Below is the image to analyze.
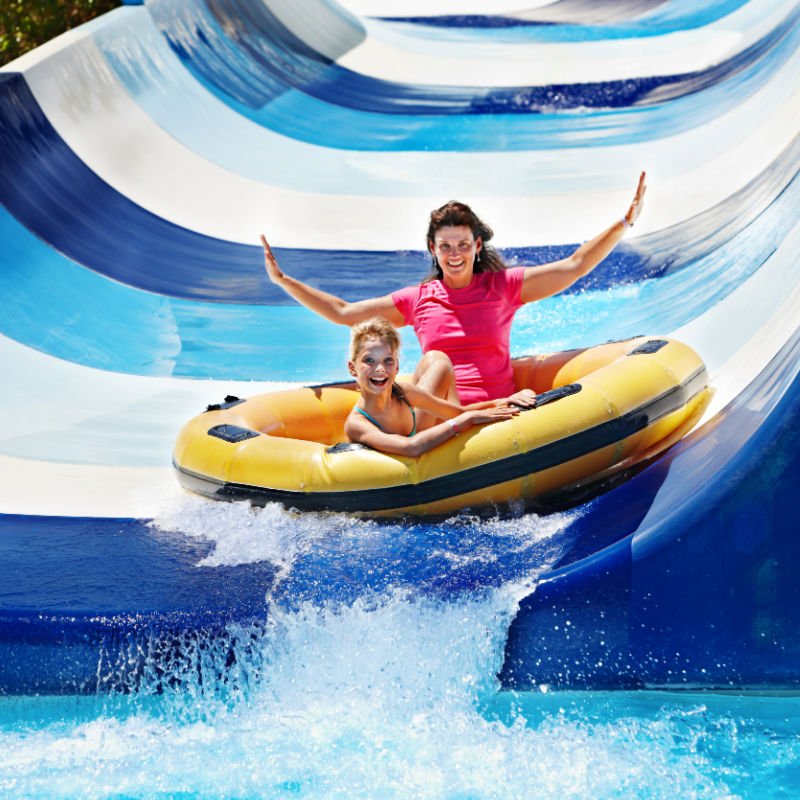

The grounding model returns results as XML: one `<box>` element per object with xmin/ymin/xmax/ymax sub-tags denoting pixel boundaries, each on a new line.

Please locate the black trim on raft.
<box><xmin>326</xmin><ymin>442</ymin><xmax>370</xmax><ymax>454</ymax></box>
<box><xmin>207</xmin><ymin>424</ymin><xmax>260</xmax><ymax>443</ymax></box>
<box><xmin>206</xmin><ymin>396</ymin><xmax>246</xmax><ymax>412</ymax></box>
<box><xmin>175</xmin><ymin>366</ymin><xmax>708</xmax><ymax>513</ymax></box>
<box><xmin>628</xmin><ymin>339</ymin><xmax>669</xmax><ymax>355</ymax></box>
<box><xmin>532</xmin><ymin>383</ymin><xmax>581</xmax><ymax>407</ymax></box>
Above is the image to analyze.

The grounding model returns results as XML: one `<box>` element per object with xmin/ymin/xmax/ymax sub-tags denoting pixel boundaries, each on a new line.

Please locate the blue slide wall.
<box><xmin>500</xmin><ymin>328</ymin><xmax>800</xmax><ymax>689</ymax></box>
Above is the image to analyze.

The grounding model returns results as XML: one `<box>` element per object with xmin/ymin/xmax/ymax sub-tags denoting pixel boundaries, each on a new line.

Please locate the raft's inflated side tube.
<box><xmin>173</xmin><ymin>337</ymin><xmax>711</xmax><ymax>516</ymax></box>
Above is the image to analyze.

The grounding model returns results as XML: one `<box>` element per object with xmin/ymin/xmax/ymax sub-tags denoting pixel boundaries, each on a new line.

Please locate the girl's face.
<box><xmin>429</xmin><ymin>224</ymin><xmax>482</xmax><ymax>288</ymax></box>
<box><xmin>349</xmin><ymin>338</ymin><xmax>399</xmax><ymax>395</ymax></box>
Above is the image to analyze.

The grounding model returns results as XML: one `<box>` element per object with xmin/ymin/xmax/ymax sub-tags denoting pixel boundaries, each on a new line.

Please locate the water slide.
<box><xmin>0</xmin><ymin>0</ymin><xmax>798</xmax><ymax>694</ymax></box>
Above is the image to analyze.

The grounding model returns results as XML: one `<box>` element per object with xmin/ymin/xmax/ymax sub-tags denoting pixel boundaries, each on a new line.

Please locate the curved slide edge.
<box><xmin>149</xmin><ymin>0</ymin><xmax>796</xmax><ymax>114</ymax></box>
<box><xmin>2</xmin><ymin>55</ymin><xmax>798</xmax><ymax>306</ymax></box>
<box><xmin>499</xmin><ymin>323</ymin><xmax>800</xmax><ymax>690</ymax></box>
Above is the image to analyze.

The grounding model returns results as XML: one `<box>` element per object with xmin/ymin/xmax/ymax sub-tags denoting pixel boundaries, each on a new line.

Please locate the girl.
<box><xmin>344</xmin><ymin>318</ymin><xmax>519</xmax><ymax>457</ymax></box>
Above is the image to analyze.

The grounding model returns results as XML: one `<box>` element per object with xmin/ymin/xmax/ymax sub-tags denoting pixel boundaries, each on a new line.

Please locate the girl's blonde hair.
<box><xmin>349</xmin><ymin>317</ymin><xmax>401</xmax><ymax>362</ymax></box>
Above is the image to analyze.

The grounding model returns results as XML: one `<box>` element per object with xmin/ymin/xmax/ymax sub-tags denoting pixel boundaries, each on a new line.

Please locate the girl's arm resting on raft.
<box><xmin>519</xmin><ymin>171</ymin><xmax>647</xmax><ymax>304</ymax></box>
<box><xmin>344</xmin><ymin>407</ymin><xmax>519</xmax><ymax>458</ymax></box>
<box><xmin>261</xmin><ymin>234</ymin><xmax>404</xmax><ymax>326</ymax></box>
<box><xmin>399</xmin><ymin>383</ymin><xmax>528</xmax><ymax>418</ymax></box>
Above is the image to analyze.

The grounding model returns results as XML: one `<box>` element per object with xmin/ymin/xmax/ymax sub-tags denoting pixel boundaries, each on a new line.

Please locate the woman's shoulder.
<box><xmin>480</xmin><ymin>266</ymin><xmax>525</xmax><ymax>297</ymax></box>
<box><xmin>393</xmin><ymin>279</ymin><xmax>446</xmax><ymax>307</ymax></box>
<box><xmin>391</xmin><ymin>280</ymin><xmax>435</xmax><ymax>307</ymax></box>
<box><xmin>480</xmin><ymin>266</ymin><xmax>524</xmax><ymax>281</ymax></box>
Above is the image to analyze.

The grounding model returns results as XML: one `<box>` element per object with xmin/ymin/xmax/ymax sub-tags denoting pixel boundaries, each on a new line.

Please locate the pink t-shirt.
<box><xmin>391</xmin><ymin>268</ymin><xmax>525</xmax><ymax>403</ymax></box>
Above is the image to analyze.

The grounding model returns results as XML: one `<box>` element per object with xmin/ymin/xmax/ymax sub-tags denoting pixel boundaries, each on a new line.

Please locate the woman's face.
<box><xmin>429</xmin><ymin>225</ymin><xmax>482</xmax><ymax>288</ymax></box>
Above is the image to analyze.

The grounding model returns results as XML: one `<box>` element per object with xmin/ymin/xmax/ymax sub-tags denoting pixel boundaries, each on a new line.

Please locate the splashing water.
<box><xmin>2</xmin><ymin>592</ymin><xmax>800</xmax><ymax>798</ymax></box>
<box><xmin>2</xmin><ymin>500</ymin><xmax>800</xmax><ymax>798</ymax></box>
<box><xmin>150</xmin><ymin>495</ymin><xmax>578</xmax><ymax>605</ymax></box>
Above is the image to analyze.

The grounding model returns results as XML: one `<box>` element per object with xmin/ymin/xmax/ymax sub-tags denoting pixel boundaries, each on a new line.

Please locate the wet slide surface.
<box><xmin>0</xmin><ymin>0</ymin><xmax>799</xmax><ymax>698</ymax></box>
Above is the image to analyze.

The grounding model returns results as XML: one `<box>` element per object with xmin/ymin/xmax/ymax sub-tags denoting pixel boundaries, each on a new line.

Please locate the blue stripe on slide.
<box><xmin>0</xmin><ymin>513</ymin><xmax>277</xmax><ymax>693</ymax></box>
<box><xmin>3</xmin><ymin>167</ymin><xmax>796</xmax><ymax>382</ymax></box>
<box><xmin>151</xmin><ymin>10</ymin><xmax>800</xmax><ymax>151</ymax></box>
<box><xmin>0</xmin><ymin>513</ymin><xmax>276</xmax><ymax>615</ymax></box>
<box><xmin>3</xmin><ymin>62</ymin><xmax>797</xmax><ymax>308</ymax></box>
<box><xmin>380</xmin><ymin>0</ymin><xmax>750</xmax><ymax>37</ymax></box>
<box><xmin>0</xmin><ymin>72</ymin><xmax>426</xmax><ymax>304</ymax></box>
<box><xmin>0</xmin><ymin>207</ymin><xmax>358</xmax><ymax>380</ymax></box>
<box><xmin>97</xmin><ymin>4</ymin><xmax>800</xmax><ymax>159</ymax></box>
<box><xmin>0</xmin><ymin>71</ymin><xmax>653</xmax><ymax>304</ymax></box>
<box><xmin>152</xmin><ymin>0</ymin><xmax>798</xmax><ymax>114</ymax></box>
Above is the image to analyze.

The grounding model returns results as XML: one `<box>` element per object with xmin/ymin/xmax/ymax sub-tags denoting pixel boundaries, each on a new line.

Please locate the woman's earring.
<box><xmin>475</xmin><ymin>250</ymin><xmax>481</xmax><ymax>263</ymax></box>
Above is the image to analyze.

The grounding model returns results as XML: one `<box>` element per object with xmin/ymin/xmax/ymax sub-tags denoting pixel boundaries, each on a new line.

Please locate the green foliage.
<box><xmin>0</xmin><ymin>0</ymin><xmax>120</xmax><ymax>66</ymax></box>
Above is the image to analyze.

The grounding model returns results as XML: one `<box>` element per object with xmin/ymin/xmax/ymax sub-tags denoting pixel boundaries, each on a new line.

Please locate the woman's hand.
<box><xmin>624</xmin><ymin>171</ymin><xmax>647</xmax><ymax>227</ymax></box>
<box><xmin>261</xmin><ymin>234</ymin><xmax>284</xmax><ymax>284</ymax></box>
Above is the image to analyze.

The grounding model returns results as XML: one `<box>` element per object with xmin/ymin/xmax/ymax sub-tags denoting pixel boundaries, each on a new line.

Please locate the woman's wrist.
<box><xmin>620</xmin><ymin>216</ymin><xmax>633</xmax><ymax>229</ymax></box>
<box><xmin>447</xmin><ymin>418</ymin><xmax>460</xmax><ymax>435</ymax></box>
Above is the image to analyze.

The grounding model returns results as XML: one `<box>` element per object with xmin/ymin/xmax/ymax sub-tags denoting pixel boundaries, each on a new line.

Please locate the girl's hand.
<box><xmin>505</xmin><ymin>389</ymin><xmax>537</xmax><ymax>409</ymax></box>
<box><xmin>625</xmin><ymin>171</ymin><xmax>647</xmax><ymax>227</ymax></box>
<box><xmin>261</xmin><ymin>234</ymin><xmax>284</xmax><ymax>283</ymax></box>
<box><xmin>462</xmin><ymin>405</ymin><xmax>520</xmax><ymax>427</ymax></box>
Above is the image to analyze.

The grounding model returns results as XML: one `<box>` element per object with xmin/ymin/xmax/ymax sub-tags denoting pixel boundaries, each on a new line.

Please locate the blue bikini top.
<box><xmin>354</xmin><ymin>385</ymin><xmax>417</xmax><ymax>437</ymax></box>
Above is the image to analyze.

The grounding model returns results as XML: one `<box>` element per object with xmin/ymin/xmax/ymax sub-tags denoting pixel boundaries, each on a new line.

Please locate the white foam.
<box><xmin>152</xmin><ymin>494</ymin><xmax>347</xmax><ymax>574</ymax></box>
<box><xmin>150</xmin><ymin>492</ymin><xmax>579</xmax><ymax>582</ymax></box>
<box><xmin>0</xmin><ymin>590</ymin><xmax>761</xmax><ymax>798</ymax></box>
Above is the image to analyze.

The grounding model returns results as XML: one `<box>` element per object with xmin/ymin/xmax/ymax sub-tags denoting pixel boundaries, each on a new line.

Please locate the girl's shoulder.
<box><xmin>391</xmin><ymin>382</ymin><xmax>415</xmax><ymax>409</ymax></box>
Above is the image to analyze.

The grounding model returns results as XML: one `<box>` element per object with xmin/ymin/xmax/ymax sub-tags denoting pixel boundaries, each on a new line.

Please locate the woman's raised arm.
<box><xmin>519</xmin><ymin>171</ymin><xmax>647</xmax><ymax>304</ymax></box>
<box><xmin>261</xmin><ymin>234</ymin><xmax>404</xmax><ymax>326</ymax></box>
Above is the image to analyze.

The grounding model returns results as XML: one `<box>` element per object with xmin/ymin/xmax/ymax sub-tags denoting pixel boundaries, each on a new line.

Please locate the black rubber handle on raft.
<box><xmin>627</xmin><ymin>339</ymin><xmax>668</xmax><ymax>355</ymax></box>
<box><xmin>508</xmin><ymin>383</ymin><xmax>580</xmax><ymax>410</ymax></box>
<box><xmin>207</xmin><ymin>424</ymin><xmax>260</xmax><ymax>443</ymax></box>
<box><xmin>529</xmin><ymin>383</ymin><xmax>582</xmax><ymax>408</ymax></box>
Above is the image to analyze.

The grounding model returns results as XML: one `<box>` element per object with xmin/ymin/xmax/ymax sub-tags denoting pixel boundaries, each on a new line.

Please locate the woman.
<box><xmin>262</xmin><ymin>172</ymin><xmax>646</xmax><ymax>427</ymax></box>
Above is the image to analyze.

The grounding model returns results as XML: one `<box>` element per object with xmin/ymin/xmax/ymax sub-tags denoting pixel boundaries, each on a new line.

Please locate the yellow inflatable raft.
<box><xmin>173</xmin><ymin>337</ymin><xmax>710</xmax><ymax>517</ymax></box>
